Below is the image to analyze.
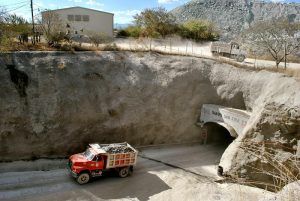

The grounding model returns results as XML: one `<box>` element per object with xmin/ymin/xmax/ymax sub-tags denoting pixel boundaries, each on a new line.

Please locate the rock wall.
<box><xmin>0</xmin><ymin>51</ymin><xmax>233</xmax><ymax>161</ymax></box>
<box><xmin>171</xmin><ymin>0</ymin><xmax>300</xmax><ymax>40</ymax></box>
<box><xmin>0</xmin><ymin>51</ymin><xmax>299</xmax><ymax>188</ymax></box>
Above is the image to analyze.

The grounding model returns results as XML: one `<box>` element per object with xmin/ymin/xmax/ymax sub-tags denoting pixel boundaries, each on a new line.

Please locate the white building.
<box><xmin>42</xmin><ymin>7</ymin><xmax>114</xmax><ymax>37</ymax></box>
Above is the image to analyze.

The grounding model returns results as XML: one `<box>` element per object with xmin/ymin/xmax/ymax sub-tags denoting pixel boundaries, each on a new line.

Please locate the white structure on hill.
<box><xmin>42</xmin><ymin>7</ymin><xmax>114</xmax><ymax>37</ymax></box>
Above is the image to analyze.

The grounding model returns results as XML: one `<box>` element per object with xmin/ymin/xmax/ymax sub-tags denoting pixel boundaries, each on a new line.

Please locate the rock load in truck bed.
<box><xmin>100</xmin><ymin>144</ymin><xmax>135</xmax><ymax>153</ymax></box>
<box><xmin>89</xmin><ymin>143</ymin><xmax>138</xmax><ymax>169</ymax></box>
<box><xmin>89</xmin><ymin>142</ymin><xmax>136</xmax><ymax>154</ymax></box>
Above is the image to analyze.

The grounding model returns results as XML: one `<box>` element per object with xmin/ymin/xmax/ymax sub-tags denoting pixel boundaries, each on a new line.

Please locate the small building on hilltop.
<box><xmin>41</xmin><ymin>7</ymin><xmax>114</xmax><ymax>37</ymax></box>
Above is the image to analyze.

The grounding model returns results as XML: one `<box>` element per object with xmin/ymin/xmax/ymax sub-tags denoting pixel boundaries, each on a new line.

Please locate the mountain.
<box><xmin>171</xmin><ymin>0</ymin><xmax>300</xmax><ymax>40</ymax></box>
<box><xmin>114</xmin><ymin>23</ymin><xmax>132</xmax><ymax>30</ymax></box>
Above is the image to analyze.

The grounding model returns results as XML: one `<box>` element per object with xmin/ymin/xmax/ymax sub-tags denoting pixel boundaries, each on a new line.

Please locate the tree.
<box><xmin>117</xmin><ymin>26</ymin><xmax>142</xmax><ymax>38</ymax></box>
<box><xmin>0</xmin><ymin>12</ymin><xmax>31</xmax><ymax>46</ymax></box>
<box><xmin>88</xmin><ymin>32</ymin><xmax>112</xmax><ymax>47</ymax></box>
<box><xmin>134</xmin><ymin>7</ymin><xmax>177</xmax><ymax>38</ymax></box>
<box><xmin>0</xmin><ymin>8</ymin><xmax>6</xmax><ymax>22</ymax></box>
<box><xmin>179</xmin><ymin>20</ymin><xmax>219</xmax><ymax>41</ymax></box>
<box><xmin>243</xmin><ymin>18</ymin><xmax>300</xmax><ymax>69</ymax></box>
<box><xmin>0</xmin><ymin>9</ymin><xmax>6</xmax><ymax>43</ymax></box>
<box><xmin>4</xmin><ymin>14</ymin><xmax>30</xmax><ymax>34</ymax></box>
<box><xmin>38</xmin><ymin>10</ymin><xmax>65</xmax><ymax>45</ymax></box>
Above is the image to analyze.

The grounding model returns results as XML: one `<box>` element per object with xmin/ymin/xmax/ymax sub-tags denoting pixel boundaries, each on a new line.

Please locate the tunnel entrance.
<box><xmin>202</xmin><ymin>122</ymin><xmax>235</xmax><ymax>147</ymax></box>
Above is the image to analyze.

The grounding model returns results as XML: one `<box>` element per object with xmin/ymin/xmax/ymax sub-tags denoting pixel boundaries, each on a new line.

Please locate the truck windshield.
<box><xmin>83</xmin><ymin>149</ymin><xmax>95</xmax><ymax>161</ymax></box>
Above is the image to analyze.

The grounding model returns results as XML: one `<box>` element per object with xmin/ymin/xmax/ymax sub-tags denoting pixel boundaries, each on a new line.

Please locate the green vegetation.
<box><xmin>134</xmin><ymin>7</ymin><xmax>177</xmax><ymax>38</ymax></box>
<box><xmin>0</xmin><ymin>11</ymin><xmax>31</xmax><ymax>50</ymax></box>
<box><xmin>117</xmin><ymin>26</ymin><xmax>142</xmax><ymax>38</ymax></box>
<box><xmin>117</xmin><ymin>7</ymin><xmax>219</xmax><ymax>41</ymax></box>
<box><xmin>38</xmin><ymin>10</ymin><xmax>66</xmax><ymax>46</ymax></box>
<box><xmin>242</xmin><ymin>18</ymin><xmax>300</xmax><ymax>68</ymax></box>
<box><xmin>178</xmin><ymin>20</ymin><xmax>219</xmax><ymax>41</ymax></box>
<box><xmin>88</xmin><ymin>32</ymin><xmax>113</xmax><ymax>47</ymax></box>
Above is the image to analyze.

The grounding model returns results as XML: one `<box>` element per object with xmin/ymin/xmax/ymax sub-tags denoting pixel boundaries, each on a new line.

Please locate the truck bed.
<box><xmin>89</xmin><ymin>142</ymin><xmax>138</xmax><ymax>169</ymax></box>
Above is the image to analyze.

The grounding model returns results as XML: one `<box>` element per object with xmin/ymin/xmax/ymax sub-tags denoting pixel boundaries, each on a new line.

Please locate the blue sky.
<box><xmin>0</xmin><ymin>0</ymin><xmax>189</xmax><ymax>24</ymax></box>
<box><xmin>0</xmin><ymin>0</ymin><xmax>300</xmax><ymax>24</ymax></box>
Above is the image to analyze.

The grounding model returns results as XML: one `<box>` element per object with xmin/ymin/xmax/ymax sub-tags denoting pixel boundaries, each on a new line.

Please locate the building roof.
<box><xmin>41</xmin><ymin>6</ymin><xmax>114</xmax><ymax>16</ymax></box>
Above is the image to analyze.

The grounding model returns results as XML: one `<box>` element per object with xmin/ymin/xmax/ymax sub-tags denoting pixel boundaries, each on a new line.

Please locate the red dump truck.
<box><xmin>68</xmin><ymin>142</ymin><xmax>138</xmax><ymax>184</ymax></box>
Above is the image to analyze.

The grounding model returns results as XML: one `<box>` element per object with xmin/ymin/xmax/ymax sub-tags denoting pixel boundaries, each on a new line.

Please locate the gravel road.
<box><xmin>0</xmin><ymin>143</ymin><xmax>273</xmax><ymax>201</ymax></box>
<box><xmin>112</xmin><ymin>38</ymin><xmax>300</xmax><ymax>70</ymax></box>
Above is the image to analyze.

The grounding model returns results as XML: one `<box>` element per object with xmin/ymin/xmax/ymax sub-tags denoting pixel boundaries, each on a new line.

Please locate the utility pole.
<box><xmin>30</xmin><ymin>0</ymin><xmax>35</xmax><ymax>44</ymax></box>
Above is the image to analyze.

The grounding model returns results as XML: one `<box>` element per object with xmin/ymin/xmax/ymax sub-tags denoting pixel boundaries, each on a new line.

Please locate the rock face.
<box><xmin>171</xmin><ymin>0</ymin><xmax>300</xmax><ymax>40</ymax></box>
<box><xmin>0</xmin><ymin>51</ymin><xmax>230</xmax><ymax>161</ymax></box>
<box><xmin>0</xmin><ymin>51</ymin><xmax>299</xmax><ymax>186</ymax></box>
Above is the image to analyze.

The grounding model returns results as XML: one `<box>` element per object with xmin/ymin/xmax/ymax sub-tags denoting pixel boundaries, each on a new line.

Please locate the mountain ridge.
<box><xmin>171</xmin><ymin>0</ymin><xmax>300</xmax><ymax>40</ymax></box>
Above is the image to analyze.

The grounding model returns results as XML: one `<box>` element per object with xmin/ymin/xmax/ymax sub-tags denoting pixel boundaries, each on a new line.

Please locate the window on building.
<box><xmin>67</xmin><ymin>15</ymin><xmax>74</xmax><ymax>21</ymax></box>
<box><xmin>75</xmin><ymin>15</ymin><xmax>81</xmax><ymax>21</ymax></box>
<box><xmin>82</xmin><ymin>15</ymin><xmax>90</xmax><ymax>22</ymax></box>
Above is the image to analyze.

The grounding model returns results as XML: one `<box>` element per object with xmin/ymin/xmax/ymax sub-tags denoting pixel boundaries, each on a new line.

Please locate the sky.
<box><xmin>0</xmin><ymin>0</ymin><xmax>300</xmax><ymax>24</ymax></box>
<box><xmin>0</xmin><ymin>0</ymin><xmax>189</xmax><ymax>24</ymax></box>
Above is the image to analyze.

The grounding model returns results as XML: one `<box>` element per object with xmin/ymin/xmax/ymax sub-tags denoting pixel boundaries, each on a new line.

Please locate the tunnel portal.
<box><xmin>202</xmin><ymin>122</ymin><xmax>235</xmax><ymax>146</ymax></box>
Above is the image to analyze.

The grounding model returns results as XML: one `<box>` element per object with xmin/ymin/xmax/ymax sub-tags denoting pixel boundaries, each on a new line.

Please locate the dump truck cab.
<box><xmin>68</xmin><ymin>142</ymin><xmax>137</xmax><ymax>184</ymax></box>
<box><xmin>211</xmin><ymin>41</ymin><xmax>246</xmax><ymax>62</ymax></box>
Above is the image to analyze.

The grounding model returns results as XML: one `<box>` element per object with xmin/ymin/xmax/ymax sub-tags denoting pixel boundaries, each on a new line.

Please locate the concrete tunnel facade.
<box><xmin>198</xmin><ymin>104</ymin><xmax>251</xmax><ymax>175</ymax></box>
<box><xmin>198</xmin><ymin>104</ymin><xmax>251</xmax><ymax>139</ymax></box>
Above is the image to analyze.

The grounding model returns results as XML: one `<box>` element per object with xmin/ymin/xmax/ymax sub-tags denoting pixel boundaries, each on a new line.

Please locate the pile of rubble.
<box><xmin>100</xmin><ymin>144</ymin><xmax>134</xmax><ymax>154</ymax></box>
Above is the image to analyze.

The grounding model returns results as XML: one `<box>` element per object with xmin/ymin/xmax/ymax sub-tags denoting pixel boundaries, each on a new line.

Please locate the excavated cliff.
<box><xmin>0</xmin><ymin>51</ymin><xmax>299</xmax><ymax>186</ymax></box>
<box><xmin>171</xmin><ymin>0</ymin><xmax>300</xmax><ymax>40</ymax></box>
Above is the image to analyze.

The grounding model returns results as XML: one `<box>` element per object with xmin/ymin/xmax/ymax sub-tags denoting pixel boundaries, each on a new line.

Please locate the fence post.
<box><xmin>192</xmin><ymin>43</ymin><xmax>194</xmax><ymax>55</ymax></box>
<box><xmin>169</xmin><ymin>38</ymin><xmax>172</xmax><ymax>54</ymax></box>
<box><xmin>186</xmin><ymin>43</ymin><xmax>188</xmax><ymax>56</ymax></box>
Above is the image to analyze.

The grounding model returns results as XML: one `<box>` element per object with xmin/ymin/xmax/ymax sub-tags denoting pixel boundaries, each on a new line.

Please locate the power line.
<box><xmin>1</xmin><ymin>3</ymin><xmax>28</xmax><ymax>11</ymax></box>
<box><xmin>33</xmin><ymin>2</ymin><xmax>48</xmax><ymax>11</ymax></box>
<box><xmin>0</xmin><ymin>0</ymin><xmax>28</xmax><ymax>8</ymax></box>
<box><xmin>5</xmin><ymin>4</ymin><xmax>28</xmax><ymax>12</ymax></box>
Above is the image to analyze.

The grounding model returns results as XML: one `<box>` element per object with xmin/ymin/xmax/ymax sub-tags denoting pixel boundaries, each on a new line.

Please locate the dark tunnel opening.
<box><xmin>203</xmin><ymin>122</ymin><xmax>235</xmax><ymax>147</ymax></box>
<box><xmin>202</xmin><ymin>122</ymin><xmax>236</xmax><ymax>176</ymax></box>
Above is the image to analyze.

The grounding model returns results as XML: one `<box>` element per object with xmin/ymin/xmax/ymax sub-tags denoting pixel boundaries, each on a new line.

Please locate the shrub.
<box><xmin>117</xmin><ymin>26</ymin><xmax>142</xmax><ymax>38</ymax></box>
<box><xmin>0</xmin><ymin>13</ymin><xmax>31</xmax><ymax>49</ymax></box>
<box><xmin>88</xmin><ymin>32</ymin><xmax>112</xmax><ymax>47</ymax></box>
<box><xmin>134</xmin><ymin>7</ymin><xmax>177</xmax><ymax>38</ymax></box>
<box><xmin>178</xmin><ymin>20</ymin><xmax>219</xmax><ymax>41</ymax></box>
<box><xmin>101</xmin><ymin>43</ymin><xmax>120</xmax><ymax>51</ymax></box>
<box><xmin>116</xmin><ymin>29</ymin><xmax>129</xmax><ymax>37</ymax></box>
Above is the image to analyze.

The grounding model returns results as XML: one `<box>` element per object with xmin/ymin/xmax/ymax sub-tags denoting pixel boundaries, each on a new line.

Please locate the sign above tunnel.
<box><xmin>199</xmin><ymin>104</ymin><xmax>251</xmax><ymax>137</ymax></box>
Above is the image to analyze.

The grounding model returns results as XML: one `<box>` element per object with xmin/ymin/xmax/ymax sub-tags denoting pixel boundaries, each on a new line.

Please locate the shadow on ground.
<box><xmin>15</xmin><ymin>158</ymin><xmax>171</xmax><ymax>201</ymax></box>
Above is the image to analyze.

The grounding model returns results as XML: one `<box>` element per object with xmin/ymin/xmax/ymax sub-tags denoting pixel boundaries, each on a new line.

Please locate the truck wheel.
<box><xmin>119</xmin><ymin>167</ymin><xmax>130</xmax><ymax>178</ymax></box>
<box><xmin>77</xmin><ymin>173</ymin><xmax>90</xmax><ymax>184</ymax></box>
<box><xmin>236</xmin><ymin>55</ymin><xmax>245</xmax><ymax>62</ymax></box>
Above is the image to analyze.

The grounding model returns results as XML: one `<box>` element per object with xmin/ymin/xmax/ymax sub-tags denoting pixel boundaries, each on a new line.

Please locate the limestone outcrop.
<box><xmin>171</xmin><ymin>0</ymin><xmax>300</xmax><ymax>40</ymax></box>
<box><xmin>0</xmin><ymin>51</ymin><xmax>299</xmax><ymax>187</ymax></box>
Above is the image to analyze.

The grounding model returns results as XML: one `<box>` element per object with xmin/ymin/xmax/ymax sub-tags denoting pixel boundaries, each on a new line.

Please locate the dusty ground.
<box><xmin>1</xmin><ymin>51</ymin><xmax>300</xmax><ymax>190</ymax></box>
<box><xmin>0</xmin><ymin>143</ymin><xmax>273</xmax><ymax>201</ymax></box>
<box><xmin>112</xmin><ymin>38</ymin><xmax>300</xmax><ymax>70</ymax></box>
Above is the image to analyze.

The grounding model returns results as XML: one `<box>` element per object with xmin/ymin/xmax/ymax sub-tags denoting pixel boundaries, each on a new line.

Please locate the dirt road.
<box><xmin>112</xmin><ymin>38</ymin><xmax>300</xmax><ymax>70</ymax></box>
<box><xmin>0</xmin><ymin>143</ymin><xmax>273</xmax><ymax>201</ymax></box>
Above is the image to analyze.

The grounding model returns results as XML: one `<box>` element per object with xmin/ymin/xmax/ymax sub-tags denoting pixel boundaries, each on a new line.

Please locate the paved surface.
<box><xmin>0</xmin><ymin>144</ymin><xmax>272</xmax><ymax>201</ymax></box>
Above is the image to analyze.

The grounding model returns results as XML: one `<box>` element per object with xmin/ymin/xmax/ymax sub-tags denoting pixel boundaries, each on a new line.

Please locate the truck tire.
<box><xmin>77</xmin><ymin>173</ymin><xmax>90</xmax><ymax>184</ymax></box>
<box><xmin>118</xmin><ymin>167</ymin><xmax>130</xmax><ymax>178</ymax></box>
<box><xmin>236</xmin><ymin>55</ymin><xmax>245</xmax><ymax>62</ymax></box>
